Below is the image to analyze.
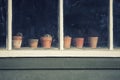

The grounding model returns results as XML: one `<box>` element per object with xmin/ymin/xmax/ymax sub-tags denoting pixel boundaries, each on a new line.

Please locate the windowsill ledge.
<box><xmin>0</xmin><ymin>48</ymin><xmax>120</xmax><ymax>57</ymax></box>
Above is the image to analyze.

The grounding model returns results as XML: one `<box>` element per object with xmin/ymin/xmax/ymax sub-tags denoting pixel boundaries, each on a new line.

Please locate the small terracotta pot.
<box><xmin>12</xmin><ymin>36</ymin><xmax>22</xmax><ymax>48</ymax></box>
<box><xmin>40</xmin><ymin>37</ymin><xmax>52</xmax><ymax>48</ymax></box>
<box><xmin>88</xmin><ymin>37</ymin><xmax>98</xmax><ymax>48</ymax></box>
<box><xmin>74</xmin><ymin>38</ymin><xmax>84</xmax><ymax>48</ymax></box>
<box><xmin>29</xmin><ymin>39</ymin><xmax>38</xmax><ymax>48</ymax></box>
<box><xmin>64</xmin><ymin>36</ymin><xmax>72</xmax><ymax>48</ymax></box>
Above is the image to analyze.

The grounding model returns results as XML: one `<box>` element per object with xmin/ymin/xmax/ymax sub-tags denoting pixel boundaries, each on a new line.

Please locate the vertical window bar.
<box><xmin>109</xmin><ymin>0</ymin><xmax>113</xmax><ymax>50</ymax></box>
<box><xmin>7</xmin><ymin>0</ymin><xmax>12</xmax><ymax>50</ymax></box>
<box><xmin>59</xmin><ymin>0</ymin><xmax>64</xmax><ymax>50</ymax></box>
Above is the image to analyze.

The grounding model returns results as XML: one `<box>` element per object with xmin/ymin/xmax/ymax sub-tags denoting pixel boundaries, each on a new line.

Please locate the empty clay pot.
<box><xmin>64</xmin><ymin>36</ymin><xmax>72</xmax><ymax>48</ymax></box>
<box><xmin>74</xmin><ymin>38</ymin><xmax>84</xmax><ymax>48</ymax></box>
<box><xmin>88</xmin><ymin>37</ymin><xmax>98</xmax><ymax>48</ymax></box>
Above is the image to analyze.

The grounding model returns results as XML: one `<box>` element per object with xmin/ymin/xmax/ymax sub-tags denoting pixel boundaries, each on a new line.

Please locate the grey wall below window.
<box><xmin>0</xmin><ymin>57</ymin><xmax>120</xmax><ymax>80</ymax></box>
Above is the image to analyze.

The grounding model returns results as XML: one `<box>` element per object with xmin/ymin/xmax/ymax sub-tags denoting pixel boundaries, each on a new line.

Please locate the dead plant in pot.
<box><xmin>28</xmin><ymin>36</ymin><xmax>39</xmax><ymax>48</ymax></box>
<box><xmin>12</xmin><ymin>32</ymin><xmax>23</xmax><ymax>49</ymax></box>
<box><xmin>40</xmin><ymin>34</ymin><xmax>52</xmax><ymax>48</ymax></box>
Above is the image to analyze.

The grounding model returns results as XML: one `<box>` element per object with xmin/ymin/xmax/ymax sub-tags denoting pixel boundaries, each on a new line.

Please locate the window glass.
<box><xmin>12</xmin><ymin>0</ymin><xmax>58</xmax><ymax>49</ymax></box>
<box><xmin>0</xmin><ymin>0</ymin><xmax>7</xmax><ymax>48</ymax></box>
<box><xmin>64</xmin><ymin>0</ymin><xmax>109</xmax><ymax>49</ymax></box>
<box><xmin>113</xmin><ymin>0</ymin><xmax>120</xmax><ymax>47</ymax></box>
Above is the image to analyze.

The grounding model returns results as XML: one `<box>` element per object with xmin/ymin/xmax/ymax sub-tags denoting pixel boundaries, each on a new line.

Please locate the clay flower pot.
<box><xmin>29</xmin><ymin>39</ymin><xmax>38</xmax><ymax>48</ymax></box>
<box><xmin>13</xmin><ymin>36</ymin><xmax>22</xmax><ymax>49</ymax></box>
<box><xmin>40</xmin><ymin>34</ymin><xmax>52</xmax><ymax>48</ymax></box>
<box><xmin>64</xmin><ymin>36</ymin><xmax>72</xmax><ymax>48</ymax></box>
<box><xmin>74</xmin><ymin>38</ymin><xmax>84</xmax><ymax>48</ymax></box>
<box><xmin>12</xmin><ymin>32</ymin><xmax>23</xmax><ymax>49</ymax></box>
<box><xmin>88</xmin><ymin>37</ymin><xmax>98</xmax><ymax>48</ymax></box>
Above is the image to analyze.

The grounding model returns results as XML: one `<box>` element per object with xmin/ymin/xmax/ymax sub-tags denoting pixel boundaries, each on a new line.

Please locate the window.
<box><xmin>12</xmin><ymin>0</ymin><xmax>59</xmax><ymax>49</ymax></box>
<box><xmin>0</xmin><ymin>0</ymin><xmax>7</xmax><ymax>48</ymax></box>
<box><xmin>113</xmin><ymin>0</ymin><xmax>120</xmax><ymax>48</ymax></box>
<box><xmin>64</xmin><ymin>0</ymin><xmax>109</xmax><ymax>48</ymax></box>
<box><xmin>0</xmin><ymin>0</ymin><xmax>120</xmax><ymax>57</ymax></box>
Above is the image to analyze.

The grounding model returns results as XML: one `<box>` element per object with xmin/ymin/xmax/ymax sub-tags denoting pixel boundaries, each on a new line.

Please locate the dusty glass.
<box><xmin>0</xmin><ymin>0</ymin><xmax>7</xmax><ymax>48</ymax></box>
<box><xmin>12</xmin><ymin>0</ymin><xmax>59</xmax><ymax>49</ymax></box>
<box><xmin>64</xmin><ymin>0</ymin><xmax>109</xmax><ymax>48</ymax></box>
<box><xmin>113</xmin><ymin>0</ymin><xmax>120</xmax><ymax>48</ymax></box>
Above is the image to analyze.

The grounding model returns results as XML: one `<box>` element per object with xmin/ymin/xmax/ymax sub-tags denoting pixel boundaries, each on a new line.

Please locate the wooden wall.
<box><xmin>0</xmin><ymin>57</ymin><xmax>120</xmax><ymax>80</ymax></box>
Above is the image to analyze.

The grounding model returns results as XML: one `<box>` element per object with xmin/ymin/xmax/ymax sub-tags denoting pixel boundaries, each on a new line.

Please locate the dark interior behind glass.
<box><xmin>113</xmin><ymin>0</ymin><xmax>120</xmax><ymax>47</ymax></box>
<box><xmin>64</xmin><ymin>0</ymin><xmax>109</xmax><ymax>48</ymax></box>
<box><xmin>0</xmin><ymin>0</ymin><xmax>7</xmax><ymax>48</ymax></box>
<box><xmin>12</xmin><ymin>0</ymin><xmax>58</xmax><ymax>48</ymax></box>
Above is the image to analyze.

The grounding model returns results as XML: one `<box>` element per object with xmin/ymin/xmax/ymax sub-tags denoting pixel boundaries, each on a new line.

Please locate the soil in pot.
<box><xmin>74</xmin><ymin>38</ymin><xmax>84</xmax><ymax>48</ymax></box>
<box><xmin>40</xmin><ymin>37</ymin><xmax>52</xmax><ymax>48</ymax></box>
<box><xmin>29</xmin><ymin>39</ymin><xmax>38</xmax><ymax>48</ymax></box>
<box><xmin>64</xmin><ymin>36</ymin><xmax>72</xmax><ymax>48</ymax></box>
<box><xmin>88</xmin><ymin>37</ymin><xmax>98</xmax><ymax>48</ymax></box>
<box><xmin>12</xmin><ymin>36</ymin><xmax>22</xmax><ymax>48</ymax></box>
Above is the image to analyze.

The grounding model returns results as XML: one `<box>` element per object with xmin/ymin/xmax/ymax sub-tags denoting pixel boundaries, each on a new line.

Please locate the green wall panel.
<box><xmin>0</xmin><ymin>58</ymin><xmax>120</xmax><ymax>80</ymax></box>
<box><xmin>0</xmin><ymin>70</ymin><xmax>120</xmax><ymax>80</ymax></box>
<box><xmin>0</xmin><ymin>58</ymin><xmax>120</xmax><ymax>69</ymax></box>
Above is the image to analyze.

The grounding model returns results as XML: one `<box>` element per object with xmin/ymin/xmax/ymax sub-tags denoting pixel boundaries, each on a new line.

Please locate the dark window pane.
<box><xmin>64</xmin><ymin>0</ymin><xmax>109</xmax><ymax>48</ymax></box>
<box><xmin>0</xmin><ymin>0</ymin><xmax>7</xmax><ymax>48</ymax></box>
<box><xmin>113</xmin><ymin>0</ymin><xmax>120</xmax><ymax>47</ymax></box>
<box><xmin>12</xmin><ymin>0</ymin><xmax>58</xmax><ymax>48</ymax></box>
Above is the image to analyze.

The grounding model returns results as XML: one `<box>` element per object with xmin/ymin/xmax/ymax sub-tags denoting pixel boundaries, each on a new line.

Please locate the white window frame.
<box><xmin>0</xmin><ymin>0</ymin><xmax>120</xmax><ymax>57</ymax></box>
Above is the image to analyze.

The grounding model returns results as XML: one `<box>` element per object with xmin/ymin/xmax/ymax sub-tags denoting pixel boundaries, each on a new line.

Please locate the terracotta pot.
<box><xmin>88</xmin><ymin>37</ymin><xmax>98</xmax><ymax>48</ymax></box>
<box><xmin>29</xmin><ymin>39</ymin><xmax>38</xmax><ymax>48</ymax></box>
<box><xmin>40</xmin><ymin>37</ymin><xmax>52</xmax><ymax>48</ymax></box>
<box><xmin>74</xmin><ymin>38</ymin><xmax>84</xmax><ymax>48</ymax></box>
<box><xmin>64</xmin><ymin>36</ymin><xmax>72</xmax><ymax>48</ymax></box>
<box><xmin>12</xmin><ymin>36</ymin><xmax>22</xmax><ymax>48</ymax></box>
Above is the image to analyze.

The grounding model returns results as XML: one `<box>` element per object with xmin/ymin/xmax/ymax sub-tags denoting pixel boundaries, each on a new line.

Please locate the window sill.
<box><xmin>0</xmin><ymin>48</ymin><xmax>120</xmax><ymax>57</ymax></box>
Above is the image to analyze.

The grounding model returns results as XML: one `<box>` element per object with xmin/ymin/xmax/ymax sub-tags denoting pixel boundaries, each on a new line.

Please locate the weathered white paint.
<box><xmin>2</xmin><ymin>0</ymin><xmax>119</xmax><ymax>57</ymax></box>
<box><xmin>7</xmin><ymin>0</ymin><xmax>12</xmax><ymax>50</ymax></box>
<box><xmin>0</xmin><ymin>49</ymin><xmax>120</xmax><ymax>57</ymax></box>
<box><xmin>59</xmin><ymin>0</ymin><xmax>64</xmax><ymax>50</ymax></box>
<box><xmin>109</xmin><ymin>0</ymin><xmax>113</xmax><ymax>50</ymax></box>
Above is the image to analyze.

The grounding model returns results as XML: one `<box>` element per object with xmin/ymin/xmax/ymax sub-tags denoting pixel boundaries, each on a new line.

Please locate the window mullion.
<box><xmin>109</xmin><ymin>0</ymin><xmax>113</xmax><ymax>50</ymax></box>
<box><xmin>7</xmin><ymin>0</ymin><xmax>12</xmax><ymax>50</ymax></box>
<box><xmin>59</xmin><ymin>0</ymin><xmax>64</xmax><ymax>50</ymax></box>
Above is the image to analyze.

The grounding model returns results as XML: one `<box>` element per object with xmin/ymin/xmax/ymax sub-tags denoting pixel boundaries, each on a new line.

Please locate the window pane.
<box><xmin>64</xmin><ymin>0</ymin><xmax>109</xmax><ymax>48</ymax></box>
<box><xmin>0</xmin><ymin>0</ymin><xmax>7</xmax><ymax>48</ymax></box>
<box><xmin>12</xmin><ymin>0</ymin><xmax>58</xmax><ymax>49</ymax></box>
<box><xmin>113</xmin><ymin>0</ymin><xmax>120</xmax><ymax>47</ymax></box>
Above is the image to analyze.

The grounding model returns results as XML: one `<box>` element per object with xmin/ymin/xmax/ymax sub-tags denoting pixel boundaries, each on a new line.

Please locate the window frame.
<box><xmin>0</xmin><ymin>0</ymin><xmax>120</xmax><ymax>57</ymax></box>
